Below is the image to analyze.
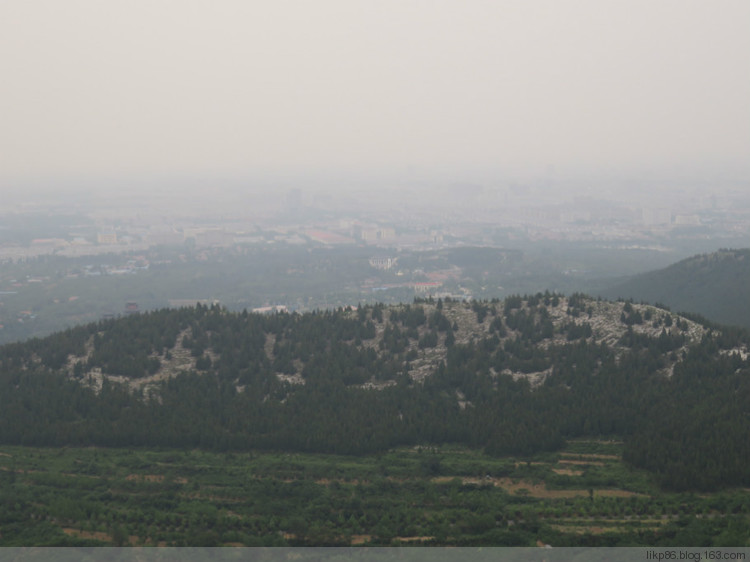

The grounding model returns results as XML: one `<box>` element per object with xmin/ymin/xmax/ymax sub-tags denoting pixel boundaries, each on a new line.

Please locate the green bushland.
<box><xmin>1</xmin><ymin>444</ymin><xmax>748</xmax><ymax>547</ymax></box>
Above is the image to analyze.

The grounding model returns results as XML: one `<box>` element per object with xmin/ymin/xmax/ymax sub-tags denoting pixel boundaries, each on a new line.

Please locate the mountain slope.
<box><xmin>600</xmin><ymin>248</ymin><xmax>750</xmax><ymax>328</ymax></box>
<box><xmin>1</xmin><ymin>296</ymin><xmax>749</xmax><ymax>491</ymax></box>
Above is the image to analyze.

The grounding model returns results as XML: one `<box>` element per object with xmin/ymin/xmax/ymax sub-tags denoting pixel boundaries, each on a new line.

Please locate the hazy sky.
<box><xmin>2</xmin><ymin>0</ymin><xmax>749</xmax><ymax>192</ymax></box>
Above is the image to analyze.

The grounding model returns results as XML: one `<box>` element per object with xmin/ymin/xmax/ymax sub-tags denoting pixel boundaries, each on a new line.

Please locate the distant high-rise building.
<box><xmin>97</xmin><ymin>232</ymin><xmax>117</xmax><ymax>244</ymax></box>
<box><xmin>641</xmin><ymin>208</ymin><xmax>671</xmax><ymax>226</ymax></box>
<box><xmin>286</xmin><ymin>188</ymin><xmax>302</xmax><ymax>212</ymax></box>
<box><xmin>369</xmin><ymin>257</ymin><xmax>396</xmax><ymax>270</ymax></box>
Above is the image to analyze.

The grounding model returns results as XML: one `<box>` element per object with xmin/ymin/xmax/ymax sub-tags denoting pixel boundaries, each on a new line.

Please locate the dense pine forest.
<box><xmin>1</xmin><ymin>294</ymin><xmax>749</xmax><ymax>493</ymax></box>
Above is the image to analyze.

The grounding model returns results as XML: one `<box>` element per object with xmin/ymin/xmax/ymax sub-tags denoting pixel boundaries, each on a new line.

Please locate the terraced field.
<box><xmin>1</xmin><ymin>441</ymin><xmax>748</xmax><ymax>546</ymax></box>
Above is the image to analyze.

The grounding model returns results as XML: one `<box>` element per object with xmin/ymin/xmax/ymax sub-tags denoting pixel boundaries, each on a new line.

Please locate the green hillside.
<box><xmin>601</xmin><ymin>248</ymin><xmax>750</xmax><ymax>329</ymax></box>
<box><xmin>2</xmin><ymin>295</ymin><xmax>749</xmax><ymax>495</ymax></box>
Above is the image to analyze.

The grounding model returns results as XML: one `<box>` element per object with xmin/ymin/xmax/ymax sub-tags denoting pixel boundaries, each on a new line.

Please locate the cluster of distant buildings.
<box><xmin>4</xmin><ymin>186</ymin><xmax>750</xmax><ymax>264</ymax></box>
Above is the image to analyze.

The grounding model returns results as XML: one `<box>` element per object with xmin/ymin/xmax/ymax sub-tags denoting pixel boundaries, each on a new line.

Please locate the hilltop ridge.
<box><xmin>601</xmin><ymin>248</ymin><xmax>750</xmax><ymax>329</ymax></box>
<box><xmin>1</xmin><ymin>294</ymin><xmax>749</xmax><ymax>492</ymax></box>
<box><xmin>57</xmin><ymin>295</ymin><xmax>713</xmax><ymax>397</ymax></box>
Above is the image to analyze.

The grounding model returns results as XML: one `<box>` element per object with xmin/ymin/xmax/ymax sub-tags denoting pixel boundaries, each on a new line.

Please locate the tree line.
<box><xmin>1</xmin><ymin>297</ymin><xmax>749</xmax><ymax>491</ymax></box>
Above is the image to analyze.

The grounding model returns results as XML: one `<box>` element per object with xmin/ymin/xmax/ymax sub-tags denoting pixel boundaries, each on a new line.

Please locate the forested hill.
<box><xmin>601</xmin><ymin>248</ymin><xmax>750</xmax><ymax>329</ymax></box>
<box><xmin>1</xmin><ymin>295</ymin><xmax>749</xmax><ymax>491</ymax></box>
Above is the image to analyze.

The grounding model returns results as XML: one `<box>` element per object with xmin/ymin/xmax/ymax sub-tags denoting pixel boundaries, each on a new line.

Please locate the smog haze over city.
<box><xmin>1</xmin><ymin>0</ymin><xmax>750</xmax><ymax>343</ymax></box>
<box><xmin>2</xmin><ymin>1</ymin><xmax>748</xmax><ymax>196</ymax></box>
